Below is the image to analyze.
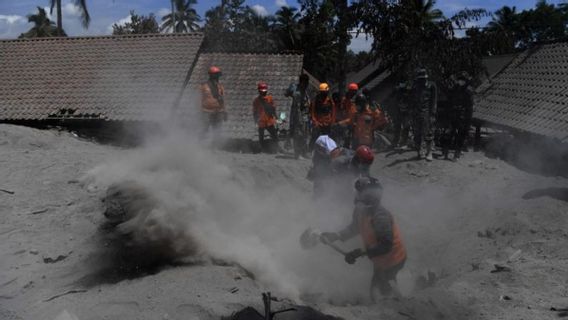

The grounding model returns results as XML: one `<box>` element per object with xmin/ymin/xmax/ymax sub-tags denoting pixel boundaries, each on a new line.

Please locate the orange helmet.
<box><xmin>319</xmin><ymin>83</ymin><xmax>330</xmax><ymax>92</ymax></box>
<box><xmin>208</xmin><ymin>66</ymin><xmax>221</xmax><ymax>75</ymax></box>
<box><xmin>258</xmin><ymin>82</ymin><xmax>268</xmax><ymax>92</ymax></box>
<box><xmin>347</xmin><ymin>83</ymin><xmax>359</xmax><ymax>91</ymax></box>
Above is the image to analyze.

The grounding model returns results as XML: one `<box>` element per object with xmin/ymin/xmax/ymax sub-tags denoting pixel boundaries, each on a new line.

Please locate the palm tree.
<box><xmin>487</xmin><ymin>6</ymin><xmax>519</xmax><ymax>52</ymax></box>
<box><xmin>19</xmin><ymin>7</ymin><xmax>61</xmax><ymax>38</ymax></box>
<box><xmin>273</xmin><ymin>6</ymin><xmax>302</xmax><ymax>50</ymax></box>
<box><xmin>49</xmin><ymin>0</ymin><xmax>90</xmax><ymax>36</ymax></box>
<box><xmin>488</xmin><ymin>6</ymin><xmax>518</xmax><ymax>32</ymax></box>
<box><xmin>161</xmin><ymin>0</ymin><xmax>201</xmax><ymax>33</ymax></box>
<box><xmin>404</xmin><ymin>0</ymin><xmax>444</xmax><ymax>29</ymax></box>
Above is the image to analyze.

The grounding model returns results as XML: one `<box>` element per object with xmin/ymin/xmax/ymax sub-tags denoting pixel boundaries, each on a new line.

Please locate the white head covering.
<box><xmin>315</xmin><ymin>135</ymin><xmax>337</xmax><ymax>156</ymax></box>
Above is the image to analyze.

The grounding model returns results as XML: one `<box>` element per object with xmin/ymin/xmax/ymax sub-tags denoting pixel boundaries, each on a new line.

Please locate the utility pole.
<box><xmin>171</xmin><ymin>0</ymin><xmax>176</xmax><ymax>33</ymax></box>
<box><xmin>56</xmin><ymin>0</ymin><xmax>63</xmax><ymax>36</ymax></box>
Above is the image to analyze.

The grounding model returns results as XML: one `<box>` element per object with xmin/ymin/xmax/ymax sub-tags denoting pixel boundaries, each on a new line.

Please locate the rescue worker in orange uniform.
<box><xmin>322</xmin><ymin>176</ymin><xmax>407</xmax><ymax>301</ymax></box>
<box><xmin>309</xmin><ymin>83</ymin><xmax>336</xmax><ymax>151</ymax></box>
<box><xmin>252</xmin><ymin>82</ymin><xmax>278</xmax><ymax>152</ymax></box>
<box><xmin>338</xmin><ymin>94</ymin><xmax>388</xmax><ymax>149</ymax></box>
<box><xmin>200</xmin><ymin>66</ymin><xmax>227</xmax><ymax>140</ymax></box>
<box><xmin>334</xmin><ymin>83</ymin><xmax>359</xmax><ymax>147</ymax></box>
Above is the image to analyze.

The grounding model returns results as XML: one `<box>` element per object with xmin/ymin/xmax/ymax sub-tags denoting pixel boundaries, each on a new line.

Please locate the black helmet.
<box><xmin>354</xmin><ymin>176</ymin><xmax>383</xmax><ymax>206</ymax></box>
<box><xmin>355</xmin><ymin>94</ymin><xmax>368</xmax><ymax>107</ymax></box>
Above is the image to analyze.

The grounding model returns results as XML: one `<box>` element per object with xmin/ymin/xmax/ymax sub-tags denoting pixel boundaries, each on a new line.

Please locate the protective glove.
<box><xmin>320</xmin><ymin>232</ymin><xmax>340</xmax><ymax>244</ymax></box>
<box><xmin>344</xmin><ymin>248</ymin><xmax>364</xmax><ymax>265</ymax></box>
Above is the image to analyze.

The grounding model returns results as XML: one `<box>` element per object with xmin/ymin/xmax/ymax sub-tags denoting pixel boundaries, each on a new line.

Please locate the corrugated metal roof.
<box><xmin>178</xmin><ymin>52</ymin><xmax>304</xmax><ymax>139</ymax></box>
<box><xmin>0</xmin><ymin>33</ymin><xmax>203</xmax><ymax>121</ymax></box>
<box><xmin>474</xmin><ymin>42</ymin><xmax>568</xmax><ymax>142</ymax></box>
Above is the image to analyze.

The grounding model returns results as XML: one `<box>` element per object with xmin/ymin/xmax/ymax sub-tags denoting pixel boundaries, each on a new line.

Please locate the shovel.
<box><xmin>300</xmin><ymin>227</ymin><xmax>348</xmax><ymax>256</ymax></box>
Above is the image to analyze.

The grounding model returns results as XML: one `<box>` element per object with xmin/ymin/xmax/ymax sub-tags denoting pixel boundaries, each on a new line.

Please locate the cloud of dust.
<box><xmin>83</xmin><ymin>127</ymin><xmax>372</xmax><ymax>302</ymax></box>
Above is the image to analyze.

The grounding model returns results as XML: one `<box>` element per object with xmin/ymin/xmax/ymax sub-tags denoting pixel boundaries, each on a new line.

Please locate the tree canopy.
<box><xmin>470</xmin><ymin>1</ymin><xmax>568</xmax><ymax>55</ymax></box>
<box><xmin>112</xmin><ymin>11</ymin><xmax>160</xmax><ymax>35</ymax></box>
<box><xmin>49</xmin><ymin>0</ymin><xmax>90</xmax><ymax>36</ymax></box>
<box><xmin>354</xmin><ymin>0</ymin><xmax>490</xmax><ymax>89</ymax></box>
<box><xmin>161</xmin><ymin>0</ymin><xmax>201</xmax><ymax>33</ymax></box>
<box><xmin>19</xmin><ymin>6</ymin><xmax>63</xmax><ymax>38</ymax></box>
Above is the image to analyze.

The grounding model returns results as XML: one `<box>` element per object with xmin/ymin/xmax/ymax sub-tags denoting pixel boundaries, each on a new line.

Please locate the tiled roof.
<box><xmin>346</xmin><ymin>60</ymin><xmax>381</xmax><ymax>86</ymax></box>
<box><xmin>363</xmin><ymin>69</ymin><xmax>391</xmax><ymax>91</ymax></box>
<box><xmin>474</xmin><ymin>42</ymin><xmax>568</xmax><ymax>141</ymax></box>
<box><xmin>337</xmin><ymin>60</ymin><xmax>389</xmax><ymax>92</ymax></box>
<box><xmin>0</xmin><ymin>33</ymin><xmax>203</xmax><ymax>121</ymax></box>
<box><xmin>482</xmin><ymin>54</ymin><xmax>517</xmax><ymax>79</ymax></box>
<box><xmin>178</xmin><ymin>52</ymin><xmax>304</xmax><ymax>139</ymax></box>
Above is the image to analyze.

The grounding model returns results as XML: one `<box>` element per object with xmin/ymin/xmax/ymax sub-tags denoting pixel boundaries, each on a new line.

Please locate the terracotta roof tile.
<box><xmin>474</xmin><ymin>42</ymin><xmax>568</xmax><ymax>142</ymax></box>
<box><xmin>0</xmin><ymin>33</ymin><xmax>203</xmax><ymax>121</ymax></box>
<box><xmin>177</xmin><ymin>52</ymin><xmax>304</xmax><ymax>139</ymax></box>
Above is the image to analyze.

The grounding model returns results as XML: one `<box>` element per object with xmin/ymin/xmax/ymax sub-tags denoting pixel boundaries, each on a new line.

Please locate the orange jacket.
<box><xmin>200</xmin><ymin>81</ymin><xmax>225</xmax><ymax>113</ymax></box>
<box><xmin>310</xmin><ymin>95</ymin><xmax>336</xmax><ymax>127</ymax></box>
<box><xmin>337</xmin><ymin>96</ymin><xmax>356</xmax><ymax>122</ymax></box>
<box><xmin>252</xmin><ymin>95</ymin><xmax>277</xmax><ymax>128</ymax></box>
<box><xmin>359</xmin><ymin>212</ymin><xmax>406</xmax><ymax>271</ymax></box>
<box><xmin>341</xmin><ymin>105</ymin><xmax>388</xmax><ymax>147</ymax></box>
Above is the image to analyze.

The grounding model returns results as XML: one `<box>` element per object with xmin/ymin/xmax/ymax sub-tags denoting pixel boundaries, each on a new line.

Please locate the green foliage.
<box><xmin>354</xmin><ymin>0</ymin><xmax>490</xmax><ymax>89</ymax></box>
<box><xmin>161</xmin><ymin>0</ymin><xmax>201</xmax><ymax>33</ymax></box>
<box><xmin>112</xmin><ymin>11</ymin><xmax>160</xmax><ymax>35</ymax></box>
<box><xmin>19</xmin><ymin>6</ymin><xmax>62</xmax><ymax>38</ymax></box>
<box><xmin>297</xmin><ymin>0</ymin><xmax>343</xmax><ymax>82</ymax></box>
<box><xmin>202</xmin><ymin>0</ymin><xmax>353</xmax><ymax>84</ymax></box>
<box><xmin>345</xmin><ymin>50</ymin><xmax>373</xmax><ymax>73</ymax></box>
<box><xmin>473</xmin><ymin>1</ymin><xmax>568</xmax><ymax>55</ymax></box>
<box><xmin>273</xmin><ymin>6</ymin><xmax>303</xmax><ymax>50</ymax></box>
<box><xmin>203</xmin><ymin>0</ymin><xmax>277</xmax><ymax>52</ymax></box>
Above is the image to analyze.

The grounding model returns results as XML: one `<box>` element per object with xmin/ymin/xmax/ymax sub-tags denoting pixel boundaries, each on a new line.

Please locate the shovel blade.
<box><xmin>300</xmin><ymin>227</ymin><xmax>321</xmax><ymax>249</ymax></box>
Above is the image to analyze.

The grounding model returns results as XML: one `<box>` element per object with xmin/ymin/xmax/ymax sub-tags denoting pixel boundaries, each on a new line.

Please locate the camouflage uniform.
<box><xmin>410</xmin><ymin>73</ymin><xmax>437</xmax><ymax>160</ymax></box>
<box><xmin>442</xmin><ymin>80</ymin><xmax>474</xmax><ymax>160</ymax></box>
<box><xmin>392</xmin><ymin>83</ymin><xmax>411</xmax><ymax>148</ymax></box>
<box><xmin>287</xmin><ymin>83</ymin><xmax>312</xmax><ymax>158</ymax></box>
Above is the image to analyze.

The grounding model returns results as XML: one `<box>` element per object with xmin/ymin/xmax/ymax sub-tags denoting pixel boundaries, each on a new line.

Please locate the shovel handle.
<box><xmin>320</xmin><ymin>237</ymin><xmax>348</xmax><ymax>256</ymax></box>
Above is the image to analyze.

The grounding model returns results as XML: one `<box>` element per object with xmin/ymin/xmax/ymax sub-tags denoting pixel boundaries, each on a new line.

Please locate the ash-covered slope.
<box><xmin>0</xmin><ymin>124</ymin><xmax>567</xmax><ymax>320</ymax></box>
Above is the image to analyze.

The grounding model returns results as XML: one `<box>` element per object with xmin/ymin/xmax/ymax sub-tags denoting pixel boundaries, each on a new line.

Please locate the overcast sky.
<box><xmin>1</xmin><ymin>0</ymin><xmax>566</xmax><ymax>52</ymax></box>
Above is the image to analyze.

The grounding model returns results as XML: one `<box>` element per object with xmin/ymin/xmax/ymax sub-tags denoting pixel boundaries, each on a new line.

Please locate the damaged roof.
<box><xmin>0</xmin><ymin>33</ymin><xmax>203</xmax><ymax>121</ymax></box>
<box><xmin>179</xmin><ymin>52</ymin><xmax>304</xmax><ymax>139</ymax></box>
<box><xmin>474</xmin><ymin>42</ymin><xmax>568</xmax><ymax>142</ymax></box>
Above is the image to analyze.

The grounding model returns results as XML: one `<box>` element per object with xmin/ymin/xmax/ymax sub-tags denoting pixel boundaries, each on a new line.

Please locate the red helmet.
<box><xmin>347</xmin><ymin>82</ymin><xmax>359</xmax><ymax>91</ymax></box>
<box><xmin>208</xmin><ymin>66</ymin><xmax>221</xmax><ymax>75</ymax></box>
<box><xmin>258</xmin><ymin>82</ymin><xmax>268</xmax><ymax>92</ymax></box>
<box><xmin>355</xmin><ymin>145</ymin><xmax>374</xmax><ymax>165</ymax></box>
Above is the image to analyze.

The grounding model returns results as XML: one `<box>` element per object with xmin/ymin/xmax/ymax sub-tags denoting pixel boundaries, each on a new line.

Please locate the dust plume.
<box><xmin>82</xmin><ymin>128</ymin><xmax>371</xmax><ymax>301</ymax></box>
